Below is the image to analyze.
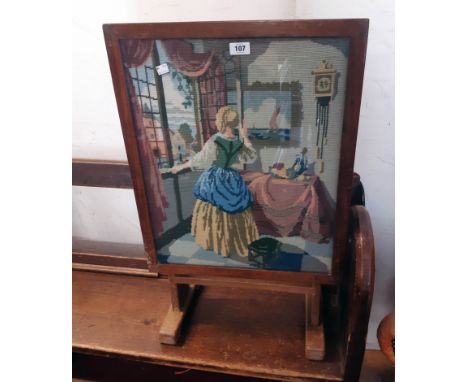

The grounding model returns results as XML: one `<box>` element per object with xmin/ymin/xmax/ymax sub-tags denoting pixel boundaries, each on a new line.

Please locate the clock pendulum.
<box><xmin>312</xmin><ymin>60</ymin><xmax>337</xmax><ymax>174</ymax></box>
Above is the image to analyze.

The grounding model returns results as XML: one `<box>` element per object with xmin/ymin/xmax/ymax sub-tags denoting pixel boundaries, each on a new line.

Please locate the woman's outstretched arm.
<box><xmin>170</xmin><ymin>136</ymin><xmax>217</xmax><ymax>174</ymax></box>
<box><xmin>239</xmin><ymin>120</ymin><xmax>257</xmax><ymax>164</ymax></box>
<box><xmin>170</xmin><ymin>159</ymin><xmax>192</xmax><ymax>174</ymax></box>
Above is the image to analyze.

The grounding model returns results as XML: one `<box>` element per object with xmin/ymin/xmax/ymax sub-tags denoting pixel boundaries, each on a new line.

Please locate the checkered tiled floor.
<box><xmin>158</xmin><ymin>233</ymin><xmax>332</xmax><ymax>273</ymax></box>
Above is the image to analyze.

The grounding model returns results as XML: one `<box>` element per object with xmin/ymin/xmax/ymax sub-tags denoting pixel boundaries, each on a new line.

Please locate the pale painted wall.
<box><xmin>73</xmin><ymin>0</ymin><xmax>394</xmax><ymax>348</ymax></box>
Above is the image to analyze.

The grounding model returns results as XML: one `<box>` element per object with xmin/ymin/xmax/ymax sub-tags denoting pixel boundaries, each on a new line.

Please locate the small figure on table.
<box><xmin>291</xmin><ymin>147</ymin><xmax>309</xmax><ymax>177</ymax></box>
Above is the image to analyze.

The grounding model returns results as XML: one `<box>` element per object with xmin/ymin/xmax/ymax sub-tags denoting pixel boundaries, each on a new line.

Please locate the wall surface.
<box><xmin>73</xmin><ymin>0</ymin><xmax>394</xmax><ymax>348</ymax></box>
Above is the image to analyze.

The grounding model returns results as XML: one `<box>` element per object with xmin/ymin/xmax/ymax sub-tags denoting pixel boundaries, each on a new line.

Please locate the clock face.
<box><xmin>318</xmin><ymin>77</ymin><xmax>331</xmax><ymax>91</ymax></box>
<box><xmin>315</xmin><ymin>74</ymin><xmax>333</xmax><ymax>96</ymax></box>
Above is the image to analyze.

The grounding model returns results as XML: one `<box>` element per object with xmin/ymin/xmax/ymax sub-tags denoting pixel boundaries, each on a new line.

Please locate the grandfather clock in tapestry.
<box><xmin>312</xmin><ymin>60</ymin><xmax>337</xmax><ymax>174</ymax></box>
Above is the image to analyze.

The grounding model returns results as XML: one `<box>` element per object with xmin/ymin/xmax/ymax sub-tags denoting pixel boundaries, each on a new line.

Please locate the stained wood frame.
<box><xmin>102</xmin><ymin>19</ymin><xmax>368</xmax><ymax>287</ymax></box>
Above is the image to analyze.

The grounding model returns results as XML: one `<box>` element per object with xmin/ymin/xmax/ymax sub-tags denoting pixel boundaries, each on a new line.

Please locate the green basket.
<box><xmin>248</xmin><ymin>237</ymin><xmax>282</xmax><ymax>267</ymax></box>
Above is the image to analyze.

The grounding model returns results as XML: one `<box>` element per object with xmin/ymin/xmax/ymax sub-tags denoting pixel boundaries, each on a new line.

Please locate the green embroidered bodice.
<box><xmin>214</xmin><ymin>136</ymin><xmax>244</xmax><ymax>168</ymax></box>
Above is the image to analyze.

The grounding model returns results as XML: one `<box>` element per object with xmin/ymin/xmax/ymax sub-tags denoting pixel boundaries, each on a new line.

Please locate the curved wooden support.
<box><xmin>342</xmin><ymin>205</ymin><xmax>375</xmax><ymax>381</ymax></box>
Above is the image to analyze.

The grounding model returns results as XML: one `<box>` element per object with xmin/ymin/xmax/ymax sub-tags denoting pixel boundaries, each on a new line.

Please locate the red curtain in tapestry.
<box><xmin>121</xmin><ymin>40</ymin><xmax>169</xmax><ymax>240</ymax></box>
<box><xmin>161</xmin><ymin>40</ymin><xmax>214</xmax><ymax>76</ymax></box>
<box><xmin>197</xmin><ymin>57</ymin><xmax>227</xmax><ymax>141</ymax></box>
<box><xmin>162</xmin><ymin>40</ymin><xmax>227</xmax><ymax>141</ymax></box>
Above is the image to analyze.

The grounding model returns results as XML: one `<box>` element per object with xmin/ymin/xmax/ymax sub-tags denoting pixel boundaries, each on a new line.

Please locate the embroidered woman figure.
<box><xmin>170</xmin><ymin>106</ymin><xmax>259</xmax><ymax>257</ymax></box>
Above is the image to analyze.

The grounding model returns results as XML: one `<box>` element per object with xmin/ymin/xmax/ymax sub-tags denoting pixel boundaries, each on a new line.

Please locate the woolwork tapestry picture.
<box><xmin>123</xmin><ymin>37</ymin><xmax>349</xmax><ymax>273</ymax></box>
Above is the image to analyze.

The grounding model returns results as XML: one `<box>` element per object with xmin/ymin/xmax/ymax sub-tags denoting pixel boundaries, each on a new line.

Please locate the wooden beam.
<box><xmin>159</xmin><ymin>281</ymin><xmax>199</xmax><ymax>345</ymax></box>
<box><xmin>305</xmin><ymin>284</ymin><xmax>325</xmax><ymax>360</ymax></box>
<box><xmin>72</xmin><ymin>251</ymin><xmax>148</xmax><ymax>270</ymax></box>
<box><xmin>72</xmin><ymin>159</ymin><xmax>191</xmax><ymax>189</ymax></box>
<box><xmin>171</xmin><ymin>275</ymin><xmax>315</xmax><ymax>294</ymax></box>
<box><xmin>72</xmin><ymin>263</ymin><xmax>157</xmax><ymax>278</ymax></box>
<box><xmin>73</xmin><ymin>159</ymin><xmax>133</xmax><ymax>189</ymax></box>
<box><xmin>72</xmin><ymin>239</ymin><xmax>149</xmax><ymax>270</ymax></box>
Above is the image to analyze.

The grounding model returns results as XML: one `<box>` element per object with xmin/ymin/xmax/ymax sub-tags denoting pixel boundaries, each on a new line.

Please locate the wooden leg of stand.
<box><xmin>305</xmin><ymin>285</ymin><xmax>325</xmax><ymax>360</ymax></box>
<box><xmin>159</xmin><ymin>280</ymin><xmax>197</xmax><ymax>345</ymax></box>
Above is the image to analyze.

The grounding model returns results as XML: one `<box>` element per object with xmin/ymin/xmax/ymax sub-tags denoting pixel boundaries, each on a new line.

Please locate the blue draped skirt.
<box><xmin>192</xmin><ymin>166</ymin><xmax>253</xmax><ymax>214</ymax></box>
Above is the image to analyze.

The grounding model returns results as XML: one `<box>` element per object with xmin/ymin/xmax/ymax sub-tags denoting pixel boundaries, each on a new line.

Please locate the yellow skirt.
<box><xmin>191</xmin><ymin>199</ymin><xmax>259</xmax><ymax>257</ymax></box>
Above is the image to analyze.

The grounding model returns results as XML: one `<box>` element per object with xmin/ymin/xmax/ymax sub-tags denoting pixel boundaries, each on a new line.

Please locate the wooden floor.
<box><xmin>73</xmin><ymin>270</ymin><xmax>393</xmax><ymax>381</ymax></box>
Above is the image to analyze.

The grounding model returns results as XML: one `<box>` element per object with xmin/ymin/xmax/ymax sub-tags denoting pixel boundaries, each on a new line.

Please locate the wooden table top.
<box><xmin>73</xmin><ymin>270</ymin><xmax>344</xmax><ymax>381</ymax></box>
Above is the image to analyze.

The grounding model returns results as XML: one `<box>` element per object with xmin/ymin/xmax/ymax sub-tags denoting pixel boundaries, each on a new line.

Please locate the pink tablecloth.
<box><xmin>241</xmin><ymin>172</ymin><xmax>335</xmax><ymax>243</ymax></box>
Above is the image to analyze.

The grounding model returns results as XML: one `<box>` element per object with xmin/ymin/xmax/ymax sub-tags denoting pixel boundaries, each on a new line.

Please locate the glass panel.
<box><xmin>124</xmin><ymin>37</ymin><xmax>349</xmax><ymax>273</ymax></box>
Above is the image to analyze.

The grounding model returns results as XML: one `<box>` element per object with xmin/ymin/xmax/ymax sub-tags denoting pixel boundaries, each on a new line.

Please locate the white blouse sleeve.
<box><xmin>238</xmin><ymin>141</ymin><xmax>258</xmax><ymax>164</ymax></box>
<box><xmin>190</xmin><ymin>136</ymin><xmax>217</xmax><ymax>170</ymax></box>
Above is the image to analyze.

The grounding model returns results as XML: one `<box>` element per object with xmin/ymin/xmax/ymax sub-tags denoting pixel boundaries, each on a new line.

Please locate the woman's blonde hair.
<box><xmin>215</xmin><ymin>106</ymin><xmax>239</xmax><ymax>133</ymax></box>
